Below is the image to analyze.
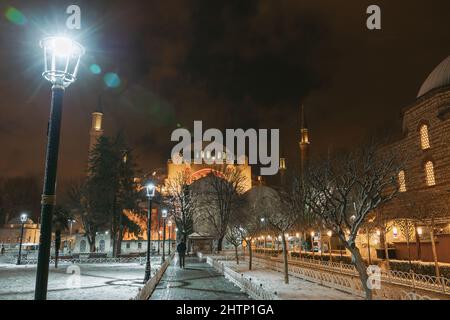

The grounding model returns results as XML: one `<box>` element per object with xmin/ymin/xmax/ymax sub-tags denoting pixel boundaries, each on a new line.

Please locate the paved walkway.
<box><xmin>150</xmin><ymin>256</ymin><xmax>252</xmax><ymax>300</ymax></box>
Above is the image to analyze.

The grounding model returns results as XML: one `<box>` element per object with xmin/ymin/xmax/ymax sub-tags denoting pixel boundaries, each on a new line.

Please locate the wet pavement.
<box><xmin>150</xmin><ymin>256</ymin><xmax>252</xmax><ymax>300</ymax></box>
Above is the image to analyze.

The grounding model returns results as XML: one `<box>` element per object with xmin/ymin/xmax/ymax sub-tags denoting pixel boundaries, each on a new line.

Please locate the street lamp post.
<box><xmin>168</xmin><ymin>220</ymin><xmax>172</xmax><ymax>255</ymax></box>
<box><xmin>17</xmin><ymin>213</ymin><xmax>28</xmax><ymax>265</ymax></box>
<box><xmin>68</xmin><ymin>219</ymin><xmax>76</xmax><ymax>236</ymax></box>
<box><xmin>144</xmin><ymin>183</ymin><xmax>156</xmax><ymax>283</ymax></box>
<box><xmin>310</xmin><ymin>231</ymin><xmax>315</xmax><ymax>259</ymax></box>
<box><xmin>35</xmin><ymin>37</ymin><xmax>84</xmax><ymax>300</ymax></box>
<box><xmin>161</xmin><ymin>209</ymin><xmax>167</xmax><ymax>262</ymax></box>
<box><xmin>327</xmin><ymin>230</ymin><xmax>333</xmax><ymax>262</ymax></box>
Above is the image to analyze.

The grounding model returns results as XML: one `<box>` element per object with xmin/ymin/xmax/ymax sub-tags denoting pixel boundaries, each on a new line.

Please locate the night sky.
<box><xmin>1</xmin><ymin>0</ymin><xmax>450</xmax><ymax>185</ymax></box>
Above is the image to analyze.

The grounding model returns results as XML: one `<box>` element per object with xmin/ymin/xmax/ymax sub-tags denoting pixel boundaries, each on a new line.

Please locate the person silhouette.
<box><xmin>176</xmin><ymin>241</ymin><xmax>187</xmax><ymax>268</ymax></box>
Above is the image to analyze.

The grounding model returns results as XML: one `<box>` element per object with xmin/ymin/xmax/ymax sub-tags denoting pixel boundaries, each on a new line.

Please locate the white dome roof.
<box><xmin>418</xmin><ymin>56</ymin><xmax>450</xmax><ymax>98</ymax></box>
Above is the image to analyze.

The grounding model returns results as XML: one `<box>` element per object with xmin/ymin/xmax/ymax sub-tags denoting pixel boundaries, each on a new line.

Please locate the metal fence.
<box><xmin>207</xmin><ymin>256</ymin><xmax>279</xmax><ymax>300</ymax></box>
<box><xmin>282</xmin><ymin>254</ymin><xmax>449</xmax><ymax>295</ymax></box>
<box><xmin>4</xmin><ymin>256</ymin><xmax>147</xmax><ymax>265</ymax></box>
<box><xmin>252</xmin><ymin>254</ymin><xmax>448</xmax><ymax>299</ymax></box>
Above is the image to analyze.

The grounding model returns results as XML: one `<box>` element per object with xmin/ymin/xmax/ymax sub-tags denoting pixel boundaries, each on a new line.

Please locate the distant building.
<box><xmin>361</xmin><ymin>55</ymin><xmax>450</xmax><ymax>263</ymax></box>
<box><xmin>0</xmin><ymin>217</ymin><xmax>40</xmax><ymax>249</ymax></box>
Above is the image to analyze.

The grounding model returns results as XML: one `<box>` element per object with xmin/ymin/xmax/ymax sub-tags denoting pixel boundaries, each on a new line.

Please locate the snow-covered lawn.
<box><xmin>223</xmin><ymin>260</ymin><xmax>361</xmax><ymax>300</ymax></box>
<box><xmin>0</xmin><ymin>257</ymin><xmax>162</xmax><ymax>300</ymax></box>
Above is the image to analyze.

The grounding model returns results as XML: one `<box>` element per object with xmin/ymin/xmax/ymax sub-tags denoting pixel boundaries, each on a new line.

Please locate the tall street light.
<box><xmin>35</xmin><ymin>36</ymin><xmax>84</xmax><ymax>300</ymax></box>
<box><xmin>327</xmin><ymin>230</ymin><xmax>333</xmax><ymax>262</ymax></box>
<box><xmin>310</xmin><ymin>231</ymin><xmax>315</xmax><ymax>259</ymax></box>
<box><xmin>68</xmin><ymin>219</ymin><xmax>76</xmax><ymax>236</ymax></box>
<box><xmin>168</xmin><ymin>220</ymin><xmax>172</xmax><ymax>255</ymax></box>
<box><xmin>17</xmin><ymin>213</ymin><xmax>28</xmax><ymax>265</ymax></box>
<box><xmin>161</xmin><ymin>209</ymin><xmax>168</xmax><ymax>262</ymax></box>
<box><xmin>144</xmin><ymin>183</ymin><xmax>156</xmax><ymax>283</ymax></box>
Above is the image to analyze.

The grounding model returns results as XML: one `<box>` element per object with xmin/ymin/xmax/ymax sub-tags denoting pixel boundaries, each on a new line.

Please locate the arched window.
<box><xmin>425</xmin><ymin>161</ymin><xmax>436</xmax><ymax>186</ymax></box>
<box><xmin>420</xmin><ymin>124</ymin><xmax>431</xmax><ymax>150</ymax></box>
<box><xmin>398</xmin><ymin>170</ymin><xmax>407</xmax><ymax>192</ymax></box>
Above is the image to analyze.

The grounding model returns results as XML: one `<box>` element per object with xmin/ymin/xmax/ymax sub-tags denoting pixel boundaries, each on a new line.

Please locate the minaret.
<box><xmin>89</xmin><ymin>96</ymin><xmax>104</xmax><ymax>154</ymax></box>
<box><xmin>299</xmin><ymin>105</ymin><xmax>310</xmax><ymax>176</ymax></box>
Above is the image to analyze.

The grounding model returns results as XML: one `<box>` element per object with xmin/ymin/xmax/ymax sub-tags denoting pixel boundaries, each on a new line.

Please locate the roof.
<box><xmin>188</xmin><ymin>232</ymin><xmax>214</xmax><ymax>239</ymax></box>
<box><xmin>418</xmin><ymin>55</ymin><xmax>450</xmax><ymax>98</ymax></box>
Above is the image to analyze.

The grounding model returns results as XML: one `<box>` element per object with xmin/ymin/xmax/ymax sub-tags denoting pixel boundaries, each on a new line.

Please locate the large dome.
<box><xmin>418</xmin><ymin>55</ymin><xmax>450</xmax><ymax>98</ymax></box>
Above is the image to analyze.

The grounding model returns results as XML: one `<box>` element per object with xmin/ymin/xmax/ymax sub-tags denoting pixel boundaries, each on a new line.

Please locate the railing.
<box><xmin>7</xmin><ymin>256</ymin><xmax>147</xmax><ymax>265</ymax></box>
<box><xmin>207</xmin><ymin>257</ymin><xmax>279</xmax><ymax>300</ymax></box>
<box><xmin>133</xmin><ymin>253</ymin><xmax>174</xmax><ymax>300</ymax></box>
<box><xmin>253</xmin><ymin>253</ymin><xmax>449</xmax><ymax>298</ymax></box>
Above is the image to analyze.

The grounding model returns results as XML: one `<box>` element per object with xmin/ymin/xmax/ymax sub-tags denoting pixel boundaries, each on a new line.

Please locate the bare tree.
<box><xmin>373</xmin><ymin>207</ymin><xmax>394</xmax><ymax>270</ymax></box>
<box><xmin>225</xmin><ymin>225</ymin><xmax>242</xmax><ymax>264</ymax></box>
<box><xmin>235</xmin><ymin>190</ymin><xmax>265</xmax><ymax>270</ymax></box>
<box><xmin>257</xmin><ymin>183</ymin><xmax>301</xmax><ymax>284</ymax></box>
<box><xmin>396</xmin><ymin>190</ymin><xmax>449</xmax><ymax>278</ymax></box>
<box><xmin>395</xmin><ymin>218</ymin><xmax>415</xmax><ymax>269</ymax></box>
<box><xmin>305</xmin><ymin>143</ymin><xmax>401</xmax><ymax>300</ymax></box>
<box><xmin>200</xmin><ymin>165</ymin><xmax>247</xmax><ymax>251</ymax></box>
<box><xmin>164</xmin><ymin>171</ymin><xmax>196</xmax><ymax>244</ymax></box>
<box><xmin>66</xmin><ymin>181</ymin><xmax>104</xmax><ymax>252</ymax></box>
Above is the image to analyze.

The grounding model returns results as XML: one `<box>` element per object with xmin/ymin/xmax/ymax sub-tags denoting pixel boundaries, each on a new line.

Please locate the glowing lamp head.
<box><xmin>393</xmin><ymin>227</ymin><xmax>398</xmax><ymax>238</ymax></box>
<box><xmin>175</xmin><ymin>228</ymin><xmax>178</xmax><ymax>232</ymax></box>
<box><xmin>161</xmin><ymin>209</ymin><xmax>168</xmax><ymax>218</ymax></box>
<box><xmin>40</xmin><ymin>36</ymin><xmax>85</xmax><ymax>87</ymax></box>
<box><xmin>327</xmin><ymin>230</ymin><xmax>332</xmax><ymax>237</ymax></box>
<box><xmin>146</xmin><ymin>183</ymin><xmax>156</xmax><ymax>198</ymax></box>
<box><xmin>20</xmin><ymin>213</ymin><xmax>28</xmax><ymax>223</ymax></box>
<box><xmin>260</xmin><ymin>217</ymin><xmax>265</xmax><ymax>223</ymax></box>
<box><xmin>168</xmin><ymin>220</ymin><xmax>172</xmax><ymax>227</ymax></box>
<box><xmin>417</xmin><ymin>227</ymin><xmax>423</xmax><ymax>236</ymax></box>
<box><xmin>310</xmin><ymin>231</ymin><xmax>315</xmax><ymax>237</ymax></box>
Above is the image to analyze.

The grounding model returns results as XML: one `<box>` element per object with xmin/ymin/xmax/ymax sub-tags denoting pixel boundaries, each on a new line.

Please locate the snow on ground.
<box><xmin>223</xmin><ymin>260</ymin><xmax>361</xmax><ymax>300</ymax></box>
<box><xmin>0</xmin><ymin>257</ymin><xmax>162</xmax><ymax>300</ymax></box>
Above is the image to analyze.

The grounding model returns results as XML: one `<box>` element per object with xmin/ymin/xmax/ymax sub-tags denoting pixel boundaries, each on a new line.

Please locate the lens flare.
<box><xmin>5</xmin><ymin>7</ymin><xmax>27</xmax><ymax>25</ymax></box>
<box><xmin>90</xmin><ymin>64</ymin><xmax>102</xmax><ymax>75</ymax></box>
<box><xmin>104</xmin><ymin>72</ymin><xmax>121</xmax><ymax>88</ymax></box>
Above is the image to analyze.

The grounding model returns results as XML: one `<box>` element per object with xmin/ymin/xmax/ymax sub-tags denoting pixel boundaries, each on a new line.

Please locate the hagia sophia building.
<box><xmin>2</xmin><ymin>55</ymin><xmax>450</xmax><ymax>263</ymax></box>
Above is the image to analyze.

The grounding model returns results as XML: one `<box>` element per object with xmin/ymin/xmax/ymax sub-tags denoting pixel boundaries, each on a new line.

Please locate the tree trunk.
<box><xmin>55</xmin><ymin>229</ymin><xmax>61</xmax><ymax>269</ymax></box>
<box><xmin>217</xmin><ymin>236</ymin><xmax>224</xmax><ymax>252</ymax></box>
<box><xmin>89</xmin><ymin>235</ymin><xmax>96</xmax><ymax>252</ymax></box>
<box><xmin>111</xmin><ymin>228</ymin><xmax>116</xmax><ymax>257</ymax></box>
<box><xmin>248</xmin><ymin>240</ymin><xmax>253</xmax><ymax>271</ymax></box>
<box><xmin>116</xmin><ymin>228</ymin><xmax>124</xmax><ymax>256</ymax></box>
<box><xmin>281</xmin><ymin>232</ymin><xmax>289</xmax><ymax>284</ymax></box>
<box><xmin>414</xmin><ymin>222</ymin><xmax>421</xmax><ymax>260</ymax></box>
<box><xmin>299</xmin><ymin>233</ymin><xmax>303</xmax><ymax>259</ymax></box>
<box><xmin>348</xmin><ymin>245</ymin><xmax>372</xmax><ymax>300</ymax></box>
<box><xmin>430</xmin><ymin>219</ymin><xmax>440</xmax><ymax>278</ymax></box>
<box><xmin>382</xmin><ymin>229</ymin><xmax>390</xmax><ymax>271</ymax></box>
<box><xmin>406</xmin><ymin>231</ymin><xmax>412</xmax><ymax>271</ymax></box>
<box><xmin>366</xmin><ymin>228</ymin><xmax>371</xmax><ymax>265</ymax></box>
<box><xmin>234</xmin><ymin>245</ymin><xmax>239</xmax><ymax>265</ymax></box>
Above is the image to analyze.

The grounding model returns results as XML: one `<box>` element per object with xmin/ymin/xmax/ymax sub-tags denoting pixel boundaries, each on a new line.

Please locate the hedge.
<box><xmin>288</xmin><ymin>251</ymin><xmax>450</xmax><ymax>278</ymax></box>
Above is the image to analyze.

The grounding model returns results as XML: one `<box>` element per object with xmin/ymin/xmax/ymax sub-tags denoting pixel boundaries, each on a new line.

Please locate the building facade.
<box><xmin>362</xmin><ymin>55</ymin><xmax>450</xmax><ymax>263</ymax></box>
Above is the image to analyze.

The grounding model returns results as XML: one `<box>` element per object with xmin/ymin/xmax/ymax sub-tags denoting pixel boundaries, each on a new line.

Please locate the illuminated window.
<box><xmin>398</xmin><ymin>170</ymin><xmax>407</xmax><ymax>192</ymax></box>
<box><xmin>425</xmin><ymin>161</ymin><xmax>436</xmax><ymax>186</ymax></box>
<box><xmin>420</xmin><ymin>124</ymin><xmax>430</xmax><ymax>150</ymax></box>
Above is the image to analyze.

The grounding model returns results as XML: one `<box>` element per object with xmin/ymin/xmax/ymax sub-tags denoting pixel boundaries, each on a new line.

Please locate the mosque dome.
<box><xmin>418</xmin><ymin>55</ymin><xmax>450</xmax><ymax>98</ymax></box>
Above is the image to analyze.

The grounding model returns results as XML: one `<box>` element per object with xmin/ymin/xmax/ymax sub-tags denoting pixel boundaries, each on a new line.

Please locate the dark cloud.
<box><xmin>1</xmin><ymin>0</ymin><xmax>450</xmax><ymax>182</ymax></box>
